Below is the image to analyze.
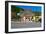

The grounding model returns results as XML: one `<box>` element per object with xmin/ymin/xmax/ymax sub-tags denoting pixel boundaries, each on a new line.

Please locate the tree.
<box><xmin>32</xmin><ymin>11</ymin><xmax>41</xmax><ymax>16</ymax></box>
<box><xmin>11</xmin><ymin>5</ymin><xmax>24</xmax><ymax>20</ymax></box>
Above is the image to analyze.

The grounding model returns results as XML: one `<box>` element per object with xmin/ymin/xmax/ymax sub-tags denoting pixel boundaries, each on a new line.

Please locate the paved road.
<box><xmin>11</xmin><ymin>21</ymin><xmax>41</xmax><ymax>29</ymax></box>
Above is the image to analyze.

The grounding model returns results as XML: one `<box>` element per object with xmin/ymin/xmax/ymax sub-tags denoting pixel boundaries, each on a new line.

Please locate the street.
<box><xmin>11</xmin><ymin>21</ymin><xmax>41</xmax><ymax>29</ymax></box>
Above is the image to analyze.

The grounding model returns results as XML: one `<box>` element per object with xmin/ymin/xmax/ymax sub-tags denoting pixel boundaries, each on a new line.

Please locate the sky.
<box><xmin>16</xmin><ymin>6</ymin><xmax>41</xmax><ymax>12</ymax></box>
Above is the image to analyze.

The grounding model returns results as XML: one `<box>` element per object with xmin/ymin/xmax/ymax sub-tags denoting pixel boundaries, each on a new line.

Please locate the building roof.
<box><xmin>19</xmin><ymin>10</ymin><xmax>34</xmax><ymax>17</ymax></box>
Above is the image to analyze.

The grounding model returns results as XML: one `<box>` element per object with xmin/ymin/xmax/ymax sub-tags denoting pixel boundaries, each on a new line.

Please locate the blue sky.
<box><xmin>16</xmin><ymin>6</ymin><xmax>41</xmax><ymax>12</ymax></box>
